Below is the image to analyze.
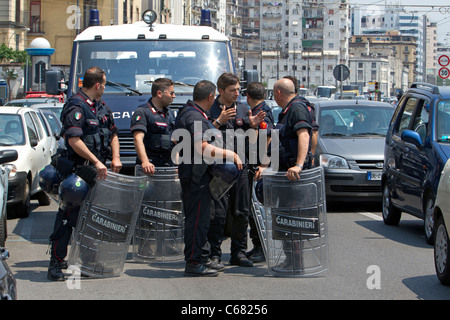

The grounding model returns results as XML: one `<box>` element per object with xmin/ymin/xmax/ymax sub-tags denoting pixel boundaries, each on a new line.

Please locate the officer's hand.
<box><xmin>111</xmin><ymin>158</ymin><xmax>122</xmax><ymax>173</ymax></box>
<box><xmin>142</xmin><ymin>160</ymin><xmax>155</xmax><ymax>175</ymax></box>
<box><xmin>255</xmin><ymin>165</ymin><xmax>267</xmax><ymax>181</ymax></box>
<box><xmin>218</xmin><ymin>106</ymin><xmax>236</xmax><ymax>124</ymax></box>
<box><xmin>286</xmin><ymin>165</ymin><xmax>301</xmax><ymax>181</ymax></box>
<box><xmin>248</xmin><ymin>110</ymin><xmax>266</xmax><ymax>129</ymax></box>
<box><xmin>233</xmin><ymin>152</ymin><xmax>243</xmax><ymax>171</ymax></box>
<box><xmin>95</xmin><ymin>161</ymin><xmax>108</xmax><ymax>180</ymax></box>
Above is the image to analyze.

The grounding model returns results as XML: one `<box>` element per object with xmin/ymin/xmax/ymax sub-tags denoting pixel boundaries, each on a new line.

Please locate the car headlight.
<box><xmin>320</xmin><ymin>154</ymin><xmax>350</xmax><ymax>169</ymax></box>
<box><xmin>4</xmin><ymin>164</ymin><xmax>17</xmax><ymax>177</ymax></box>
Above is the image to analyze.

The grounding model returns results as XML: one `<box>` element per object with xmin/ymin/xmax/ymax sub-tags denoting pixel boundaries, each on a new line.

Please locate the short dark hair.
<box><xmin>151</xmin><ymin>78</ymin><xmax>174</xmax><ymax>96</ymax></box>
<box><xmin>193</xmin><ymin>80</ymin><xmax>216</xmax><ymax>101</ymax></box>
<box><xmin>246</xmin><ymin>82</ymin><xmax>266</xmax><ymax>100</ymax></box>
<box><xmin>283</xmin><ymin>75</ymin><xmax>299</xmax><ymax>94</ymax></box>
<box><xmin>217</xmin><ymin>73</ymin><xmax>239</xmax><ymax>91</ymax></box>
<box><xmin>83</xmin><ymin>66</ymin><xmax>105</xmax><ymax>89</ymax></box>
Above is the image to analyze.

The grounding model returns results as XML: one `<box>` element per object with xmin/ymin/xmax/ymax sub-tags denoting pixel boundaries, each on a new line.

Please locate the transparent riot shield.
<box><xmin>68</xmin><ymin>172</ymin><xmax>147</xmax><ymax>277</ymax></box>
<box><xmin>250</xmin><ymin>181</ymin><xmax>268</xmax><ymax>261</ymax></box>
<box><xmin>133</xmin><ymin>166</ymin><xmax>184</xmax><ymax>263</ymax></box>
<box><xmin>261</xmin><ymin>167</ymin><xmax>328</xmax><ymax>277</ymax></box>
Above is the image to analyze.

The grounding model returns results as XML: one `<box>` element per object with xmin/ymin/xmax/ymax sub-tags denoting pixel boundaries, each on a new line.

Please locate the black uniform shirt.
<box><xmin>175</xmin><ymin>100</ymin><xmax>215</xmax><ymax>180</ymax></box>
<box><xmin>130</xmin><ymin>98</ymin><xmax>175</xmax><ymax>164</ymax></box>
<box><xmin>277</xmin><ymin>97</ymin><xmax>312</xmax><ymax>137</ymax></box>
<box><xmin>63</xmin><ymin>89</ymin><xmax>117</xmax><ymax>141</ymax></box>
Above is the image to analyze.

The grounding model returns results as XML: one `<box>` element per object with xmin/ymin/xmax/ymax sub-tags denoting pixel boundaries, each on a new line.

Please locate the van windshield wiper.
<box><xmin>106</xmin><ymin>81</ymin><xmax>142</xmax><ymax>95</ymax></box>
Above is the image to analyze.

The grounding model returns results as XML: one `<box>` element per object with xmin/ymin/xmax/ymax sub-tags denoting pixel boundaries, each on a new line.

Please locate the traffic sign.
<box><xmin>439</xmin><ymin>67</ymin><xmax>450</xmax><ymax>79</ymax></box>
<box><xmin>333</xmin><ymin>64</ymin><xmax>350</xmax><ymax>81</ymax></box>
<box><xmin>438</xmin><ymin>55</ymin><xmax>450</xmax><ymax>67</ymax></box>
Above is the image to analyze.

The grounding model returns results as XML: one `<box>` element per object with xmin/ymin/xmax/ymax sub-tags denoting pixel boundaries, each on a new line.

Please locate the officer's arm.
<box><xmin>68</xmin><ymin>136</ymin><xmax>108</xmax><ymax>179</ymax></box>
<box><xmin>286</xmin><ymin>128</ymin><xmax>309</xmax><ymax>181</ymax></box>
<box><xmin>133</xmin><ymin>131</ymin><xmax>155</xmax><ymax>174</ymax></box>
<box><xmin>110</xmin><ymin>134</ymin><xmax>122</xmax><ymax>173</ymax></box>
<box><xmin>197</xmin><ymin>141</ymin><xmax>243</xmax><ymax>170</ymax></box>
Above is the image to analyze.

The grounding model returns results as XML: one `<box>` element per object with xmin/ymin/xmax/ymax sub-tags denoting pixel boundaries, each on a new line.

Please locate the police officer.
<box><xmin>245</xmin><ymin>82</ymin><xmax>274</xmax><ymax>263</ymax></box>
<box><xmin>47</xmin><ymin>66</ymin><xmax>122</xmax><ymax>281</ymax></box>
<box><xmin>207</xmin><ymin>73</ymin><xmax>265</xmax><ymax>268</ymax></box>
<box><xmin>273</xmin><ymin>77</ymin><xmax>312</xmax><ymax>179</ymax></box>
<box><xmin>283</xmin><ymin>75</ymin><xmax>318</xmax><ymax>167</ymax></box>
<box><xmin>131</xmin><ymin>78</ymin><xmax>176</xmax><ymax>173</ymax></box>
<box><xmin>175</xmin><ymin>80</ymin><xmax>242</xmax><ymax>276</ymax></box>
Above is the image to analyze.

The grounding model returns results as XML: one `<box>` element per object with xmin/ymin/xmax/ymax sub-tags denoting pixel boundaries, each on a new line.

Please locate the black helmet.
<box><xmin>208</xmin><ymin>162</ymin><xmax>240</xmax><ymax>200</ymax></box>
<box><xmin>58</xmin><ymin>173</ymin><xmax>91</xmax><ymax>209</ymax></box>
<box><xmin>39</xmin><ymin>165</ymin><xmax>62</xmax><ymax>197</ymax></box>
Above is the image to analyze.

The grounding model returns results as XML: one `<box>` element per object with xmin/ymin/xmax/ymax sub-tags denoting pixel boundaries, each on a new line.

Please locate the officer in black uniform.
<box><xmin>207</xmin><ymin>73</ymin><xmax>265</xmax><ymax>268</ymax></box>
<box><xmin>273</xmin><ymin>77</ymin><xmax>312</xmax><ymax>178</ymax></box>
<box><xmin>283</xmin><ymin>75</ymin><xmax>318</xmax><ymax>167</ymax></box>
<box><xmin>244</xmin><ymin>82</ymin><xmax>274</xmax><ymax>263</ymax></box>
<box><xmin>131</xmin><ymin>78</ymin><xmax>176</xmax><ymax>173</ymax></box>
<box><xmin>175</xmin><ymin>80</ymin><xmax>242</xmax><ymax>276</ymax></box>
<box><xmin>47</xmin><ymin>66</ymin><xmax>122</xmax><ymax>281</ymax></box>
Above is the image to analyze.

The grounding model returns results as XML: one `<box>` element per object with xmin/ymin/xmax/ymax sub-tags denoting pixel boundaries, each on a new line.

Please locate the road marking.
<box><xmin>358</xmin><ymin>211</ymin><xmax>383</xmax><ymax>221</ymax></box>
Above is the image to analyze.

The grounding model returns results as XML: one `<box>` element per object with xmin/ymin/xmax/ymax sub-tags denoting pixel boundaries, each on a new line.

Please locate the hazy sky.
<box><xmin>349</xmin><ymin>0</ymin><xmax>450</xmax><ymax>43</ymax></box>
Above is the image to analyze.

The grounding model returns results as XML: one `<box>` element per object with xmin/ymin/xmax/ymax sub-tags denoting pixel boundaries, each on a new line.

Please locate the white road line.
<box><xmin>358</xmin><ymin>211</ymin><xmax>383</xmax><ymax>221</ymax></box>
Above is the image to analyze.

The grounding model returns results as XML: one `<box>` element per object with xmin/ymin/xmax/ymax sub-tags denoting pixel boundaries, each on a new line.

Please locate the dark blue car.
<box><xmin>382</xmin><ymin>83</ymin><xmax>450</xmax><ymax>244</ymax></box>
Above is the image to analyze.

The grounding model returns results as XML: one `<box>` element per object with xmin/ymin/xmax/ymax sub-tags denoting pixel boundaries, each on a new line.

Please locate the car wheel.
<box><xmin>11</xmin><ymin>178</ymin><xmax>30</xmax><ymax>218</ymax></box>
<box><xmin>424</xmin><ymin>196</ymin><xmax>435</xmax><ymax>245</ymax></box>
<box><xmin>382</xmin><ymin>184</ymin><xmax>401</xmax><ymax>225</ymax></box>
<box><xmin>434</xmin><ymin>215</ymin><xmax>450</xmax><ymax>286</ymax></box>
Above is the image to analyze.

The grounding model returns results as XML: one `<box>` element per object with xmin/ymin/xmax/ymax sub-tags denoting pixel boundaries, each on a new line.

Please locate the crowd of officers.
<box><xmin>47</xmin><ymin>66</ymin><xmax>318</xmax><ymax>280</ymax></box>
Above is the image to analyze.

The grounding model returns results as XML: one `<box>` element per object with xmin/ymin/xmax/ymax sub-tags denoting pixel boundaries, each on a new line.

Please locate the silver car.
<box><xmin>313</xmin><ymin>100</ymin><xmax>395</xmax><ymax>203</ymax></box>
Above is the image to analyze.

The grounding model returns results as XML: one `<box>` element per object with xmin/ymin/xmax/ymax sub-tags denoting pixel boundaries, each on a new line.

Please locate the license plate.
<box><xmin>367</xmin><ymin>171</ymin><xmax>382</xmax><ymax>181</ymax></box>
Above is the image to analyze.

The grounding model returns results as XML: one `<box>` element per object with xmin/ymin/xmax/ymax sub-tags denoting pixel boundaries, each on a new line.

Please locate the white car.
<box><xmin>0</xmin><ymin>107</ymin><xmax>54</xmax><ymax>218</ymax></box>
<box><xmin>0</xmin><ymin>150</ymin><xmax>18</xmax><ymax>247</ymax></box>
<box><xmin>434</xmin><ymin>159</ymin><xmax>450</xmax><ymax>286</ymax></box>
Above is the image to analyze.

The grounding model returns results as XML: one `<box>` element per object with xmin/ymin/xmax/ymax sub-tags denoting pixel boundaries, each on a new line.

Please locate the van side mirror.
<box><xmin>401</xmin><ymin>129</ymin><xmax>423</xmax><ymax>149</ymax></box>
<box><xmin>45</xmin><ymin>70</ymin><xmax>62</xmax><ymax>95</ymax></box>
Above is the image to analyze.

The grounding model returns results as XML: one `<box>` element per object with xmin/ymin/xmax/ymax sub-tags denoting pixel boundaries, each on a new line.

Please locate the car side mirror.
<box><xmin>401</xmin><ymin>129</ymin><xmax>423</xmax><ymax>149</ymax></box>
<box><xmin>30</xmin><ymin>137</ymin><xmax>39</xmax><ymax>147</ymax></box>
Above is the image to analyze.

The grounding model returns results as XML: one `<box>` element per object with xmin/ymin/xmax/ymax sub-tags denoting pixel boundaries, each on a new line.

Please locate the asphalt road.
<box><xmin>4</xmin><ymin>198</ymin><xmax>450</xmax><ymax>302</ymax></box>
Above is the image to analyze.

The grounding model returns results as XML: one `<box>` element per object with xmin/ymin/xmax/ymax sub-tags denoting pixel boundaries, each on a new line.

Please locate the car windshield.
<box><xmin>437</xmin><ymin>99</ymin><xmax>450</xmax><ymax>143</ymax></box>
<box><xmin>0</xmin><ymin>114</ymin><xmax>25</xmax><ymax>146</ymax></box>
<box><xmin>73</xmin><ymin>40</ymin><xmax>231</xmax><ymax>94</ymax></box>
<box><xmin>319</xmin><ymin>105</ymin><xmax>394</xmax><ymax>137</ymax></box>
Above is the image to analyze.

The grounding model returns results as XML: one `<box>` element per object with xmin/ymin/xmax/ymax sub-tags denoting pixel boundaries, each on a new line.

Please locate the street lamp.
<box><xmin>8</xmin><ymin>27</ymin><xmax>30</xmax><ymax>50</ymax></box>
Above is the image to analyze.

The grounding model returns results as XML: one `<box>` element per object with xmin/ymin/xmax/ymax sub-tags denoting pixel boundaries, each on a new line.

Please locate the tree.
<box><xmin>0</xmin><ymin>43</ymin><xmax>30</xmax><ymax>100</ymax></box>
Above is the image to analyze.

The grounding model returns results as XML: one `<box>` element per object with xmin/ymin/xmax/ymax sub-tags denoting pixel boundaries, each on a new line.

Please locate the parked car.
<box><xmin>314</xmin><ymin>99</ymin><xmax>395</xmax><ymax>203</ymax></box>
<box><xmin>5</xmin><ymin>97</ymin><xmax>60</xmax><ymax>108</ymax></box>
<box><xmin>0</xmin><ymin>150</ymin><xmax>18</xmax><ymax>247</ymax></box>
<box><xmin>0</xmin><ymin>247</ymin><xmax>16</xmax><ymax>300</ymax></box>
<box><xmin>434</xmin><ymin>159</ymin><xmax>450</xmax><ymax>285</ymax></box>
<box><xmin>32</xmin><ymin>107</ymin><xmax>64</xmax><ymax>151</ymax></box>
<box><xmin>382</xmin><ymin>83</ymin><xmax>450</xmax><ymax>244</ymax></box>
<box><xmin>0</xmin><ymin>107</ymin><xmax>53</xmax><ymax>218</ymax></box>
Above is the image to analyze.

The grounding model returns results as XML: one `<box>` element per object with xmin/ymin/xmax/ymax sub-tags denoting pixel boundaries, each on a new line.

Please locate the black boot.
<box><xmin>48</xmin><ymin>259</ymin><xmax>65</xmax><ymax>281</ymax></box>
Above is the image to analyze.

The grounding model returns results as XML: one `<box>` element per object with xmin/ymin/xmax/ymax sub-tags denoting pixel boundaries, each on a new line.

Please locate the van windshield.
<box><xmin>73</xmin><ymin>40</ymin><xmax>231</xmax><ymax>94</ymax></box>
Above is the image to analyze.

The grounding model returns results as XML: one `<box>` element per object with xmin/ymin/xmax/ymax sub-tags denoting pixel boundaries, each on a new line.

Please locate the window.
<box><xmin>24</xmin><ymin>113</ymin><xmax>39</xmax><ymax>144</ymax></box>
<box><xmin>395</xmin><ymin>97</ymin><xmax>417</xmax><ymax>135</ymax></box>
<box><xmin>30</xmin><ymin>1</ymin><xmax>41</xmax><ymax>33</ymax></box>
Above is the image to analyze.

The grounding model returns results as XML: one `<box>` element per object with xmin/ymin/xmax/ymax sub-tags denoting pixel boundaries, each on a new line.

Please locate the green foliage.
<box><xmin>0</xmin><ymin>43</ymin><xmax>29</xmax><ymax>64</ymax></box>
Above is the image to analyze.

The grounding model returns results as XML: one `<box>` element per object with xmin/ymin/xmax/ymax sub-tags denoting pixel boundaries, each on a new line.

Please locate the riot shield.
<box><xmin>261</xmin><ymin>167</ymin><xmax>328</xmax><ymax>277</ymax></box>
<box><xmin>68</xmin><ymin>172</ymin><xmax>147</xmax><ymax>277</ymax></box>
<box><xmin>133</xmin><ymin>166</ymin><xmax>184</xmax><ymax>263</ymax></box>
